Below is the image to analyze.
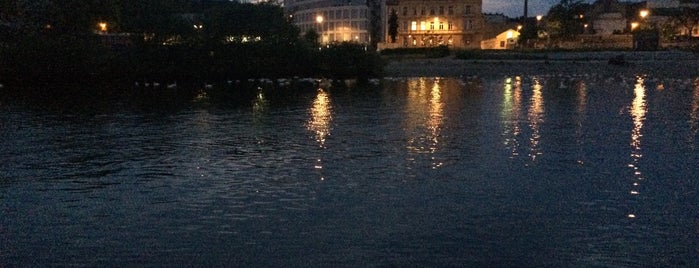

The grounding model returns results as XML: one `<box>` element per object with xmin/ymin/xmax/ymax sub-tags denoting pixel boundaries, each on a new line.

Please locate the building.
<box><xmin>383</xmin><ymin>0</ymin><xmax>484</xmax><ymax>49</ymax></box>
<box><xmin>284</xmin><ymin>0</ymin><xmax>372</xmax><ymax>44</ymax></box>
<box><xmin>586</xmin><ymin>0</ymin><xmax>631</xmax><ymax>35</ymax></box>
<box><xmin>480</xmin><ymin>29</ymin><xmax>519</xmax><ymax>49</ymax></box>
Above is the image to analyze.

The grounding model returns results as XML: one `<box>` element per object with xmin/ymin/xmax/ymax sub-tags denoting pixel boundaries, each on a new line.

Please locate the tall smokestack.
<box><xmin>524</xmin><ymin>0</ymin><xmax>529</xmax><ymax>19</ymax></box>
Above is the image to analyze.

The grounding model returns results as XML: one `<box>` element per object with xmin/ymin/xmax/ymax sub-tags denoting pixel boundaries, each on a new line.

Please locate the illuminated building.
<box><xmin>285</xmin><ymin>0</ymin><xmax>372</xmax><ymax>44</ymax></box>
<box><xmin>384</xmin><ymin>0</ymin><xmax>484</xmax><ymax>48</ymax></box>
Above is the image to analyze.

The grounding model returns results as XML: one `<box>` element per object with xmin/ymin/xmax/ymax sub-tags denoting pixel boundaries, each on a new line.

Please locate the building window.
<box><xmin>411</xmin><ymin>21</ymin><xmax>417</xmax><ymax>31</ymax></box>
<box><xmin>439</xmin><ymin>21</ymin><xmax>444</xmax><ymax>30</ymax></box>
<box><xmin>403</xmin><ymin>21</ymin><xmax>408</xmax><ymax>31</ymax></box>
<box><xmin>466</xmin><ymin>19</ymin><xmax>473</xmax><ymax>30</ymax></box>
<box><xmin>439</xmin><ymin>6</ymin><xmax>444</xmax><ymax>15</ymax></box>
<box><xmin>448</xmin><ymin>21</ymin><xmax>453</xmax><ymax>30</ymax></box>
<box><xmin>430</xmin><ymin>8</ymin><xmax>435</xmax><ymax>15</ymax></box>
<box><xmin>403</xmin><ymin>7</ymin><xmax>408</xmax><ymax>16</ymax></box>
<box><xmin>448</xmin><ymin>6</ymin><xmax>454</xmax><ymax>15</ymax></box>
<box><xmin>420</xmin><ymin>21</ymin><xmax>426</xmax><ymax>31</ymax></box>
<box><xmin>413</xmin><ymin>7</ymin><xmax>417</xmax><ymax>15</ymax></box>
<box><xmin>500</xmin><ymin>41</ymin><xmax>505</xmax><ymax>48</ymax></box>
<box><xmin>430</xmin><ymin>21</ymin><xmax>434</xmax><ymax>30</ymax></box>
<box><xmin>465</xmin><ymin>5</ymin><xmax>471</xmax><ymax>15</ymax></box>
<box><xmin>421</xmin><ymin>8</ymin><xmax>425</xmax><ymax>15</ymax></box>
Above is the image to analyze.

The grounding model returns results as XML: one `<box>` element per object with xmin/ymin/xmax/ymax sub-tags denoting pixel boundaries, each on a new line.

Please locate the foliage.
<box><xmin>380</xmin><ymin>46</ymin><xmax>450</xmax><ymax>58</ymax></box>
<box><xmin>202</xmin><ymin>2</ymin><xmax>299</xmax><ymax>45</ymax></box>
<box><xmin>366</xmin><ymin>0</ymin><xmax>382</xmax><ymax>49</ymax></box>
<box><xmin>318</xmin><ymin>42</ymin><xmax>383</xmax><ymax>79</ymax></box>
<box><xmin>304</xmin><ymin>29</ymin><xmax>320</xmax><ymax>47</ymax></box>
<box><xmin>0</xmin><ymin>1</ymin><xmax>383</xmax><ymax>87</ymax></box>
<box><xmin>544</xmin><ymin>0</ymin><xmax>588</xmax><ymax>40</ymax></box>
<box><xmin>388</xmin><ymin>9</ymin><xmax>398</xmax><ymax>43</ymax></box>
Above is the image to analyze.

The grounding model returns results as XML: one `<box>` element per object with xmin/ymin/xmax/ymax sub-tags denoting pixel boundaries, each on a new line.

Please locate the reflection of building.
<box><xmin>285</xmin><ymin>0</ymin><xmax>371</xmax><ymax>44</ymax></box>
<box><xmin>383</xmin><ymin>0</ymin><xmax>484</xmax><ymax>48</ymax></box>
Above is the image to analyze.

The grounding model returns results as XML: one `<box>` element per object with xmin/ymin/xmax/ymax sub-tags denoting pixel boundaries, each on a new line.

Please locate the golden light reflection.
<box><xmin>628</xmin><ymin>76</ymin><xmax>647</xmax><ymax>217</ymax></box>
<box><xmin>502</xmin><ymin>76</ymin><xmax>523</xmax><ymax>158</ymax></box>
<box><xmin>308</xmin><ymin>89</ymin><xmax>333</xmax><ymax>148</ymax></box>
<box><xmin>428</xmin><ymin>79</ymin><xmax>444</xmax><ymax>155</ymax></box>
<box><xmin>404</xmin><ymin>77</ymin><xmax>446</xmax><ymax>169</ymax></box>
<box><xmin>528</xmin><ymin>77</ymin><xmax>544</xmax><ymax>161</ymax></box>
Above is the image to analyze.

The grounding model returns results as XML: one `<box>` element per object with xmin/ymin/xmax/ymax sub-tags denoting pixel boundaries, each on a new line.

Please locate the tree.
<box><xmin>675</xmin><ymin>8</ymin><xmax>699</xmax><ymax>40</ymax></box>
<box><xmin>388</xmin><ymin>9</ymin><xmax>398</xmax><ymax>43</ymax></box>
<box><xmin>366</xmin><ymin>0</ymin><xmax>382</xmax><ymax>49</ymax></box>
<box><xmin>544</xmin><ymin>0</ymin><xmax>588</xmax><ymax>40</ymax></box>
<box><xmin>304</xmin><ymin>29</ymin><xmax>320</xmax><ymax>46</ymax></box>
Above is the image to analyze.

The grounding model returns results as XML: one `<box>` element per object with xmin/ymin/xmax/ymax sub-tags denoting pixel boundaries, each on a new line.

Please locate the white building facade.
<box><xmin>285</xmin><ymin>0</ymin><xmax>372</xmax><ymax>44</ymax></box>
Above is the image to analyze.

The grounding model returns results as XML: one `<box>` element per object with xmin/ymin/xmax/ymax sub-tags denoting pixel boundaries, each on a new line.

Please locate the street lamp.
<box><xmin>316</xmin><ymin>15</ymin><xmax>324</xmax><ymax>24</ymax></box>
<box><xmin>639</xmin><ymin>9</ymin><xmax>649</xmax><ymax>19</ymax></box>
<box><xmin>631</xmin><ymin>22</ymin><xmax>640</xmax><ymax>31</ymax></box>
<box><xmin>98</xmin><ymin>22</ymin><xmax>108</xmax><ymax>32</ymax></box>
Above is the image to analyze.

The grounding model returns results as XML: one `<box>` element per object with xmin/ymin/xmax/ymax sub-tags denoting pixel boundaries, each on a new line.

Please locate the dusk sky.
<box><xmin>482</xmin><ymin>0</ymin><xmax>646</xmax><ymax>18</ymax></box>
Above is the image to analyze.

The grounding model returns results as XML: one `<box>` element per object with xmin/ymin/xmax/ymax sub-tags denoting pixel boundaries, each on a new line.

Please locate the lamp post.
<box><xmin>98</xmin><ymin>22</ymin><xmax>108</xmax><ymax>33</ymax></box>
<box><xmin>316</xmin><ymin>15</ymin><xmax>324</xmax><ymax>44</ymax></box>
<box><xmin>639</xmin><ymin>9</ymin><xmax>649</xmax><ymax>20</ymax></box>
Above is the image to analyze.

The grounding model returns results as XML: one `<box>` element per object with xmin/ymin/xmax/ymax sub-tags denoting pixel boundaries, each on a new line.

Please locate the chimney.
<box><xmin>524</xmin><ymin>0</ymin><xmax>529</xmax><ymax>19</ymax></box>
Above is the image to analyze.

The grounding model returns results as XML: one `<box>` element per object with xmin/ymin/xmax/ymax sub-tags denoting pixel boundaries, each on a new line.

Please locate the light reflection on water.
<box><xmin>1</xmin><ymin>75</ymin><xmax>698</xmax><ymax>267</ymax></box>
<box><xmin>628</xmin><ymin>76</ymin><xmax>647</xmax><ymax>218</ymax></box>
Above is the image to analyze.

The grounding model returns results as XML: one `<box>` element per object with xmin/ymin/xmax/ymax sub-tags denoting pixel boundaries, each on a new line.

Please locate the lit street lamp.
<box><xmin>639</xmin><ymin>9</ymin><xmax>649</xmax><ymax>19</ymax></box>
<box><xmin>631</xmin><ymin>22</ymin><xmax>640</xmax><ymax>31</ymax></box>
<box><xmin>98</xmin><ymin>22</ymin><xmax>108</xmax><ymax>32</ymax></box>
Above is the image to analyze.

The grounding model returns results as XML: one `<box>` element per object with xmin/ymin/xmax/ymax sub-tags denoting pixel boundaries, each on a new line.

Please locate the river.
<box><xmin>1</xmin><ymin>75</ymin><xmax>698</xmax><ymax>266</ymax></box>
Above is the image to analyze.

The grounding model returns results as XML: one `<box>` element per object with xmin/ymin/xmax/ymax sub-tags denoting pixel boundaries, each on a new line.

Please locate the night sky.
<box><xmin>482</xmin><ymin>0</ymin><xmax>646</xmax><ymax>18</ymax></box>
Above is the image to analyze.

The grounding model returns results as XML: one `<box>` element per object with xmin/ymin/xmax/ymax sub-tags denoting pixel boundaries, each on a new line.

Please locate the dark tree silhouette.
<box><xmin>388</xmin><ymin>9</ymin><xmax>398</xmax><ymax>43</ymax></box>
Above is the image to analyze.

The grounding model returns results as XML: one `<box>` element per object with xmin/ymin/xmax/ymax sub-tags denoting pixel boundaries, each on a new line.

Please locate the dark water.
<box><xmin>2</xmin><ymin>76</ymin><xmax>698</xmax><ymax>267</ymax></box>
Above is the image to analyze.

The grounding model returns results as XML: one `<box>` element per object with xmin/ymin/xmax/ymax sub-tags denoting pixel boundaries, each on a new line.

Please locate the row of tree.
<box><xmin>0</xmin><ymin>1</ymin><xmax>383</xmax><ymax>88</ymax></box>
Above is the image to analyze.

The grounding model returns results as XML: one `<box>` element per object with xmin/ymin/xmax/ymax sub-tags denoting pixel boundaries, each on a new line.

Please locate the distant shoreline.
<box><xmin>383</xmin><ymin>51</ymin><xmax>699</xmax><ymax>78</ymax></box>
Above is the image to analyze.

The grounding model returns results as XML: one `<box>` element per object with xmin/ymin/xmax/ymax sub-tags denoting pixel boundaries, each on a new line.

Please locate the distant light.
<box><xmin>98</xmin><ymin>22</ymin><xmax>107</xmax><ymax>32</ymax></box>
<box><xmin>631</xmin><ymin>22</ymin><xmax>640</xmax><ymax>30</ymax></box>
<box><xmin>316</xmin><ymin>15</ymin><xmax>324</xmax><ymax>23</ymax></box>
<box><xmin>640</xmin><ymin>9</ymin><xmax>649</xmax><ymax>19</ymax></box>
<box><xmin>516</xmin><ymin>25</ymin><xmax>522</xmax><ymax>31</ymax></box>
<box><xmin>536</xmin><ymin>15</ymin><xmax>543</xmax><ymax>21</ymax></box>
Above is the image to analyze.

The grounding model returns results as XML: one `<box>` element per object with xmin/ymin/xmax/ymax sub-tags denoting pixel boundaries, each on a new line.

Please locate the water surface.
<box><xmin>1</xmin><ymin>75</ymin><xmax>698</xmax><ymax>266</ymax></box>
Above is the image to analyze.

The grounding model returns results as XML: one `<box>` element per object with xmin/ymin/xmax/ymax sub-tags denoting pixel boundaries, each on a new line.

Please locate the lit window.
<box><xmin>420</xmin><ymin>21</ymin><xmax>426</xmax><ymax>31</ymax></box>
<box><xmin>430</xmin><ymin>21</ymin><xmax>434</xmax><ymax>30</ymax></box>
<box><xmin>411</xmin><ymin>21</ymin><xmax>417</xmax><ymax>31</ymax></box>
<box><xmin>439</xmin><ymin>22</ymin><xmax>444</xmax><ymax>30</ymax></box>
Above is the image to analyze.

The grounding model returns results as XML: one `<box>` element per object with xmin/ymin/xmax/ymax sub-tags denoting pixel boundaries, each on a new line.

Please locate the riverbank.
<box><xmin>383</xmin><ymin>51</ymin><xmax>699</xmax><ymax>78</ymax></box>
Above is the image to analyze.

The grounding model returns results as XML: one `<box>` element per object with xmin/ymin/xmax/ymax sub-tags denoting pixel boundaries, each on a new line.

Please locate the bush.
<box><xmin>380</xmin><ymin>45</ymin><xmax>450</xmax><ymax>58</ymax></box>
